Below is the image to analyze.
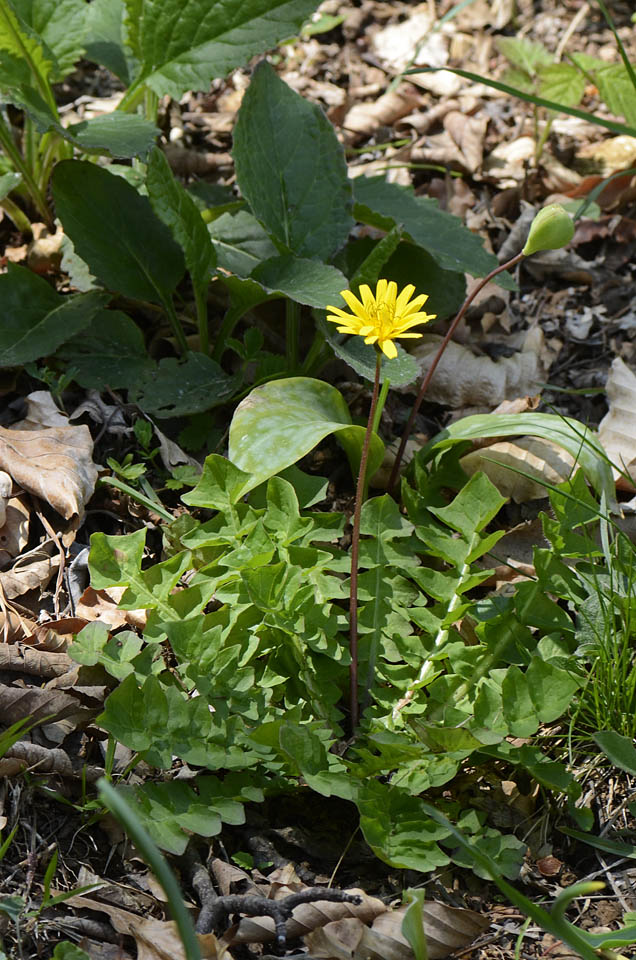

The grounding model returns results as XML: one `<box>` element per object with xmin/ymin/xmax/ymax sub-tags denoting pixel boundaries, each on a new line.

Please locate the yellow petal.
<box><xmin>380</xmin><ymin>339</ymin><xmax>398</xmax><ymax>359</ymax></box>
<box><xmin>375</xmin><ymin>278</ymin><xmax>388</xmax><ymax>302</ymax></box>
<box><xmin>394</xmin><ymin>284</ymin><xmax>416</xmax><ymax>313</ymax></box>
<box><xmin>341</xmin><ymin>289</ymin><xmax>366</xmax><ymax>317</ymax></box>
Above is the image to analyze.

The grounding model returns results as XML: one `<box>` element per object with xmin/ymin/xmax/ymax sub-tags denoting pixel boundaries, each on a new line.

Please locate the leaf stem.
<box><xmin>387</xmin><ymin>251</ymin><xmax>525</xmax><ymax>494</ymax></box>
<box><xmin>349</xmin><ymin>351</ymin><xmax>382</xmax><ymax>732</ymax></box>
<box><xmin>161</xmin><ymin>295</ymin><xmax>190</xmax><ymax>356</ymax></box>
<box><xmin>194</xmin><ymin>285</ymin><xmax>209</xmax><ymax>354</ymax></box>
<box><xmin>0</xmin><ymin>111</ymin><xmax>52</xmax><ymax>228</ymax></box>
<box><xmin>286</xmin><ymin>298</ymin><xmax>300</xmax><ymax>373</ymax></box>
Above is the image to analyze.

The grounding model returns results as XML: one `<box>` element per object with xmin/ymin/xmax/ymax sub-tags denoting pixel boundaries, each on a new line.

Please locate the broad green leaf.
<box><xmin>525</xmin><ymin>658</ymin><xmax>580</xmax><ymax>723</ymax></box>
<box><xmin>233</xmin><ymin>61</ymin><xmax>353</xmax><ymax>261</ymax></box>
<box><xmin>0</xmin><ymin>1</ymin><xmax>53</xmax><ymax>89</ymax></box>
<box><xmin>70</xmin><ymin>622</ymin><xmax>143</xmax><ymax>680</ymax></box>
<box><xmin>0</xmin><ymin>265</ymin><xmax>108</xmax><ymax>367</ymax></box>
<box><xmin>0</xmin><ymin>171</ymin><xmax>22</xmax><ymax>200</ymax></box>
<box><xmin>65</xmin><ymin>113</ymin><xmax>158</xmax><ymax>158</ymax></box>
<box><xmin>84</xmin><ymin>0</ymin><xmax>137</xmax><ymax>84</ymax></box>
<box><xmin>251</xmin><ymin>256</ymin><xmax>348</xmax><ymax>308</ymax></box>
<box><xmin>357</xmin><ymin>780</ymin><xmax>451</xmax><ymax>871</ymax></box>
<box><xmin>182</xmin><ymin>454</ymin><xmax>252</xmax><ymax>511</ymax></box>
<box><xmin>353</xmin><ymin>176</ymin><xmax>503</xmax><ymax>282</ymax></box>
<box><xmin>382</xmin><ymin>241</ymin><xmax>466</xmax><ymax>321</ymax></box>
<box><xmin>209</xmin><ymin>210</ymin><xmax>278</xmax><ymax>276</ymax></box>
<box><xmin>322</xmin><ymin>321</ymin><xmax>419</xmax><ymax>387</ymax></box>
<box><xmin>594</xmin><ymin>730</ymin><xmax>636</xmax><ymax>776</ymax></box>
<box><xmin>98</xmin><ymin>674</ymin><xmax>159</xmax><ymax>752</ymax></box>
<box><xmin>228</xmin><ymin>376</ymin><xmax>384</xmax><ymax>494</ymax></box>
<box><xmin>401</xmin><ymin>890</ymin><xmax>429</xmax><ymax>960</ymax></box>
<box><xmin>132</xmin><ymin>353</ymin><xmax>236</xmax><ymax>417</ymax></box>
<box><xmin>11</xmin><ymin>0</ymin><xmax>87</xmax><ymax>80</ymax></box>
<box><xmin>130</xmin><ymin>781</ymin><xmax>223</xmax><ymax>854</ymax></box>
<box><xmin>422</xmin><ymin>412</ymin><xmax>615</xmax><ymax>507</ymax></box>
<box><xmin>537</xmin><ymin>63</ymin><xmax>585</xmax><ymax>107</ymax></box>
<box><xmin>428</xmin><ymin>472</ymin><xmax>507</xmax><ymax>537</ymax></box>
<box><xmin>52</xmin><ymin>944</ymin><xmax>91</xmax><ymax>960</ymax></box>
<box><xmin>146</xmin><ymin>146</ymin><xmax>215</xmax><ymax>309</ymax></box>
<box><xmin>52</xmin><ymin>160</ymin><xmax>185</xmax><ymax>303</ymax></box>
<box><xmin>495</xmin><ymin>36</ymin><xmax>552</xmax><ymax>75</ymax></box>
<box><xmin>57</xmin><ymin>309</ymin><xmax>155</xmax><ymax>390</ymax></box>
<box><xmin>133</xmin><ymin>0</ymin><xmax>321</xmax><ymax>100</ymax></box>
<box><xmin>89</xmin><ymin>527</ymin><xmax>147</xmax><ymax>591</ymax></box>
<box><xmin>593</xmin><ymin>62</ymin><xmax>636</xmax><ymax>126</ymax></box>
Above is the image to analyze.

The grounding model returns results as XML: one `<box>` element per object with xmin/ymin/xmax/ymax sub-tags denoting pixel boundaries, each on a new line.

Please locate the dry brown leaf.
<box><xmin>0</xmin><ymin>683</ymin><xmax>87</xmax><ymax>724</ymax></box>
<box><xmin>63</xmin><ymin>895</ymin><xmax>229</xmax><ymax>959</ymax></box>
<box><xmin>232</xmin><ymin>888</ymin><xmax>386</xmax><ymax>944</ymax></box>
<box><xmin>372</xmin><ymin>11</ymin><xmax>462</xmax><ymax>96</ymax></box>
<box><xmin>0</xmin><ymin>471</ymin><xmax>11</xmax><ymax>526</ymax></box>
<box><xmin>443</xmin><ymin>110</ymin><xmax>487</xmax><ymax>173</ymax></box>
<box><xmin>75</xmin><ymin>586</ymin><xmax>148</xmax><ymax>630</ymax></box>
<box><xmin>343</xmin><ymin>89</ymin><xmax>422</xmax><ymax>137</ymax></box>
<box><xmin>576</xmin><ymin>135</ymin><xmax>636</xmax><ymax>177</ymax></box>
<box><xmin>27</xmin><ymin>223</ymin><xmax>63</xmax><ymax>274</ymax></box>
<box><xmin>210</xmin><ymin>858</ymin><xmax>255</xmax><ymax>897</ymax></box>
<box><xmin>0</xmin><ymin>548</ymin><xmax>59</xmax><ymax>598</ymax></box>
<box><xmin>598</xmin><ymin>357</ymin><xmax>636</xmax><ymax>488</ymax></box>
<box><xmin>460</xmin><ymin>437</ymin><xmax>576</xmax><ymax>501</ymax></box>
<box><xmin>0</xmin><ymin>642</ymin><xmax>73</xmax><ymax>677</ymax></box>
<box><xmin>0</xmin><ymin>494</ymin><xmax>29</xmax><ymax>564</ymax></box>
<box><xmin>371</xmin><ymin>901</ymin><xmax>490</xmax><ymax>959</ymax></box>
<box><xmin>0</xmin><ymin>394</ymin><xmax>98</xmax><ymax>518</ymax></box>
<box><xmin>0</xmin><ymin>741</ymin><xmax>103</xmax><ymax>780</ymax></box>
<box><xmin>483</xmin><ymin>135</ymin><xmax>535</xmax><ymax>186</ymax></box>
<box><xmin>408</xmin><ymin>332</ymin><xmax>547</xmax><ymax>408</ymax></box>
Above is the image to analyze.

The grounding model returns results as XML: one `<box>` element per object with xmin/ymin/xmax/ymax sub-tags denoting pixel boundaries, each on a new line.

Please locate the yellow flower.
<box><xmin>326</xmin><ymin>279</ymin><xmax>436</xmax><ymax>360</ymax></box>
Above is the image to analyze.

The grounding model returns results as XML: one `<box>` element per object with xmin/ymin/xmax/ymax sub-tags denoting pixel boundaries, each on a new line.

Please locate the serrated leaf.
<box><xmin>209</xmin><ymin>209</ymin><xmax>278</xmax><ymax>275</ymax></box>
<box><xmin>132</xmin><ymin>353</ymin><xmax>236</xmax><ymax>417</ymax></box>
<box><xmin>322</xmin><ymin>320</ymin><xmax>420</xmax><ymax>387</ymax></box>
<box><xmin>146</xmin><ymin>146</ymin><xmax>215</xmax><ymax>308</ymax></box>
<box><xmin>234</xmin><ymin>60</ymin><xmax>353</xmax><ymax>261</ymax></box>
<box><xmin>495</xmin><ymin>36</ymin><xmax>552</xmax><ymax>75</ymax></box>
<box><xmin>593</xmin><ymin>62</ymin><xmax>636</xmax><ymax>126</ymax></box>
<box><xmin>11</xmin><ymin>0</ymin><xmax>87</xmax><ymax>80</ymax></box>
<box><xmin>251</xmin><ymin>255</ymin><xmax>348</xmax><ymax>307</ymax></box>
<box><xmin>52</xmin><ymin>160</ymin><xmax>185</xmax><ymax>302</ymax></box>
<box><xmin>57</xmin><ymin>309</ymin><xmax>154</xmax><ymax>390</ymax></box>
<box><xmin>0</xmin><ymin>265</ymin><xmax>109</xmax><ymax>367</ymax></box>
<box><xmin>0</xmin><ymin>1</ymin><xmax>53</xmax><ymax>87</ymax></box>
<box><xmin>537</xmin><ymin>63</ymin><xmax>585</xmax><ymax>107</ymax></box>
<box><xmin>134</xmin><ymin>0</ymin><xmax>321</xmax><ymax>100</ymax></box>
<box><xmin>353</xmin><ymin>176</ymin><xmax>503</xmax><ymax>281</ymax></box>
<box><xmin>228</xmin><ymin>376</ymin><xmax>384</xmax><ymax>494</ymax></box>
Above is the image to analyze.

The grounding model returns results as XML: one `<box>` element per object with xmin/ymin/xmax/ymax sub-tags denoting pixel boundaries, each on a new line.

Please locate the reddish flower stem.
<box><xmin>349</xmin><ymin>351</ymin><xmax>382</xmax><ymax>733</ymax></box>
<box><xmin>387</xmin><ymin>251</ymin><xmax>526</xmax><ymax>496</ymax></box>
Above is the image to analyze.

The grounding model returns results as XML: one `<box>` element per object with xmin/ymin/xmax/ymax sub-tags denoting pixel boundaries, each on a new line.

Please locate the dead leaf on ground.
<box><xmin>75</xmin><ymin>586</ymin><xmax>148</xmax><ymax>630</ymax></box>
<box><xmin>0</xmin><ymin>494</ymin><xmax>29</xmax><ymax>564</ymax></box>
<box><xmin>408</xmin><ymin>331</ymin><xmax>548</xmax><ymax>409</ymax></box>
<box><xmin>0</xmin><ymin>545</ymin><xmax>59</xmax><ymax>599</ymax></box>
<box><xmin>371</xmin><ymin>11</ymin><xmax>462</xmax><ymax>96</ymax></box>
<box><xmin>0</xmin><ymin>642</ymin><xmax>73</xmax><ymax>677</ymax></box>
<box><xmin>0</xmin><ymin>740</ymin><xmax>103</xmax><ymax>780</ymax></box>
<box><xmin>460</xmin><ymin>436</ymin><xmax>576</xmax><ymax>501</ymax></box>
<box><xmin>0</xmin><ymin>683</ymin><xmax>89</xmax><ymax>724</ymax></box>
<box><xmin>343</xmin><ymin>88</ymin><xmax>422</xmax><ymax>138</ymax></box>
<box><xmin>63</xmin><ymin>895</ymin><xmax>229</xmax><ymax>960</ymax></box>
<box><xmin>598</xmin><ymin>356</ymin><xmax>636</xmax><ymax>488</ymax></box>
<box><xmin>231</xmin><ymin>888</ymin><xmax>386</xmax><ymax>944</ymax></box>
<box><xmin>0</xmin><ymin>391</ymin><xmax>98</xmax><ymax>519</ymax></box>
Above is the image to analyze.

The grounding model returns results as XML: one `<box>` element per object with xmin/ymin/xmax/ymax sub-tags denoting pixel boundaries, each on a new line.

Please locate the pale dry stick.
<box><xmin>555</xmin><ymin>2</ymin><xmax>590</xmax><ymax>61</ymax></box>
<box><xmin>387</xmin><ymin>250</ymin><xmax>526</xmax><ymax>496</ymax></box>
<box><xmin>349</xmin><ymin>352</ymin><xmax>383</xmax><ymax>732</ymax></box>
<box><xmin>34</xmin><ymin>506</ymin><xmax>66</xmax><ymax>618</ymax></box>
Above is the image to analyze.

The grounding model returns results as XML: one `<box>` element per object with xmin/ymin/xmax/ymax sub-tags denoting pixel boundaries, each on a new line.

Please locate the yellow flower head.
<box><xmin>326</xmin><ymin>279</ymin><xmax>436</xmax><ymax>360</ymax></box>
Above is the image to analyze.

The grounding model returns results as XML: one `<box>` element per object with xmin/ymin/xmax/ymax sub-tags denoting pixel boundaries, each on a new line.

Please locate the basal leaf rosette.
<box><xmin>326</xmin><ymin>279</ymin><xmax>436</xmax><ymax>359</ymax></box>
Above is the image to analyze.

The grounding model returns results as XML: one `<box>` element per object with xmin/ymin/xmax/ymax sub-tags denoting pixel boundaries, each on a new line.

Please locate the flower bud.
<box><xmin>522</xmin><ymin>203</ymin><xmax>574</xmax><ymax>256</ymax></box>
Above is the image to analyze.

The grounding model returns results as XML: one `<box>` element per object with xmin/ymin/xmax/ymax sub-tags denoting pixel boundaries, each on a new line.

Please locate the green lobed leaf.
<box><xmin>537</xmin><ymin>63</ymin><xmax>585</xmax><ymax>107</ymax></box>
<box><xmin>593</xmin><ymin>62</ymin><xmax>636</xmax><ymax>127</ymax></box>
<box><xmin>228</xmin><ymin>376</ymin><xmax>384</xmax><ymax>494</ymax></box>
<box><xmin>353</xmin><ymin>176</ymin><xmax>504</xmax><ymax>282</ymax></box>
<box><xmin>132</xmin><ymin>353</ymin><xmax>236</xmax><ymax>417</ymax></box>
<box><xmin>52</xmin><ymin>160</ymin><xmax>185</xmax><ymax>303</ymax></box>
<box><xmin>0</xmin><ymin>265</ymin><xmax>109</xmax><ymax>367</ymax></box>
<box><xmin>134</xmin><ymin>0</ymin><xmax>322</xmax><ymax>100</ymax></box>
<box><xmin>495</xmin><ymin>36</ymin><xmax>552</xmax><ymax>75</ymax></box>
<box><xmin>11</xmin><ymin>0</ymin><xmax>87</xmax><ymax>80</ymax></box>
<box><xmin>0</xmin><ymin>1</ymin><xmax>54</xmax><ymax>87</ymax></box>
<box><xmin>233</xmin><ymin>61</ymin><xmax>353</xmax><ymax>261</ymax></box>
<box><xmin>146</xmin><ymin>146</ymin><xmax>216</xmax><ymax>306</ymax></box>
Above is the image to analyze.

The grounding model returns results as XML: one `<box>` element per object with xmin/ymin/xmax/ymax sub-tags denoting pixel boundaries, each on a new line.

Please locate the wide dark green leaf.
<box><xmin>146</xmin><ymin>146</ymin><xmax>215</xmax><ymax>306</ymax></box>
<box><xmin>353</xmin><ymin>176</ymin><xmax>506</xmax><ymax>282</ymax></box>
<box><xmin>52</xmin><ymin>160</ymin><xmax>185</xmax><ymax>302</ymax></box>
<box><xmin>322</xmin><ymin>324</ymin><xmax>419</xmax><ymax>387</ymax></box>
<box><xmin>57</xmin><ymin>309</ymin><xmax>154</xmax><ymax>389</ymax></box>
<box><xmin>132</xmin><ymin>353</ymin><xmax>236</xmax><ymax>417</ymax></box>
<box><xmin>252</xmin><ymin>255</ymin><xmax>348</xmax><ymax>307</ymax></box>
<box><xmin>0</xmin><ymin>265</ymin><xmax>109</xmax><ymax>367</ymax></box>
<box><xmin>11</xmin><ymin>0</ymin><xmax>87</xmax><ymax>80</ymax></box>
<box><xmin>208</xmin><ymin>210</ymin><xmax>277</xmax><ymax>276</ymax></box>
<box><xmin>84</xmin><ymin>0</ymin><xmax>136</xmax><ymax>83</ymax></box>
<box><xmin>234</xmin><ymin>61</ymin><xmax>353</xmax><ymax>261</ymax></box>
<box><xmin>65</xmin><ymin>113</ymin><xmax>158</xmax><ymax>158</ymax></box>
<box><xmin>131</xmin><ymin>0</ymin><xmax>321</xmax><ymax>99</ymax></box>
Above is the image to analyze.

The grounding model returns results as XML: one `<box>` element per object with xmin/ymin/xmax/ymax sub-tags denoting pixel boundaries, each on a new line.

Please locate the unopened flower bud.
<box><xmin>522</xmin><ymin>203</ymin><xmax>574</xmax><ymax>256</ymax></box>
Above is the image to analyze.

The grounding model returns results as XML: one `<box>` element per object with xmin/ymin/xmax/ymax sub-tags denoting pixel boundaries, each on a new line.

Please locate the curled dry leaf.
<box><xmin>75</xmin><ymin>585</ymin><xmax>148</xmax><ymax>630</ymax></box>
<box><xmin>0</xmin><ymin>392</ymin><xmax>98</xmax><ymax>519</ymax></box>
<box><xmin>306</xmin><ymin>900</ymin><xmax>489</xmax><ymax>960</ymax></box>
<box><xmin>408</xmin><ymin>332</ymin><xmax>548</xmax><ymax>409</ymax></box>
<box><xmin>343</xmin><ymin>89</ymin><xmax>422</xmax><ymax>138</ymax></box>
<box><xmin>460</xmin><ymin>436</ymin><xmax>576</xmax><ymax>502</ymax></box>
<box><xmin>231</xmin><ymin>888</ymin><xmax>386</xmax><ymax>944</ymax></box>
<box><xmin>0</xmin><ymin>642</ymin><xmax>73</xmax><ymax>677</ymax></box>
<box><xmin>0</xmin><ymin>495</ymin><xmax>29</xmax><ymax>564</ymax></box>
<box><xmin>0</xmin><ymin>547</ymin><xmax>59</xmax><ymax>599</ymax></box>
<box><xmin>0</xmin><ymin>470</ymin><xmax>11</xmax><ymax>526</ymax></box>
<box><xmin>63</xmin><ymin>895</ymin><xmax>228</xmax><ymax>960</ymax></box>
<box><xmin>0</xmin><ymin>741</ymin><xmax>103</xmax><ymax>781</ymax></box>
<box><xmin>0</xmin><ymin>682</ymin><xmax>89</xmax><ymax>724</ymax></box>
<box><xmin>598</xmin><ymin>357</ymin><xmax>636</xmax><ymax>489</ymax></box>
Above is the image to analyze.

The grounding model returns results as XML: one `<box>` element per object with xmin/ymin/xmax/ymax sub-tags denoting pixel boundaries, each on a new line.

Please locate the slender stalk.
<box><xmin>387</xmin><ymin>250</ymin><xmax>526</xmax><ymax>494</ymax></box>
<box><xmin>194</xmin><ymin>286</ymin><xmax>209</xmax><ymax>354</ymax></box>
<box><xmin>161</xmin><ymin>295</ymin><xmax>190</xmax><ymax>356</ymax></box>
<box><xmin>0</xmin><ymin>195</ymin><xmax>33</xmax><ymax>235</ymax></box>
<box><xmin>0</xmin><ymin>111</ymin><xmax>52</xmax><ymax>227</ymax></box>
<box><xmin>286</xmin><ymin>299</ymin><xmax>300</xmax><ymax>372</ymax></box>
<box><xmin>349</xmin><ymin>352</ymin><xmax>382</xmax><ymax>732</ymax></box>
